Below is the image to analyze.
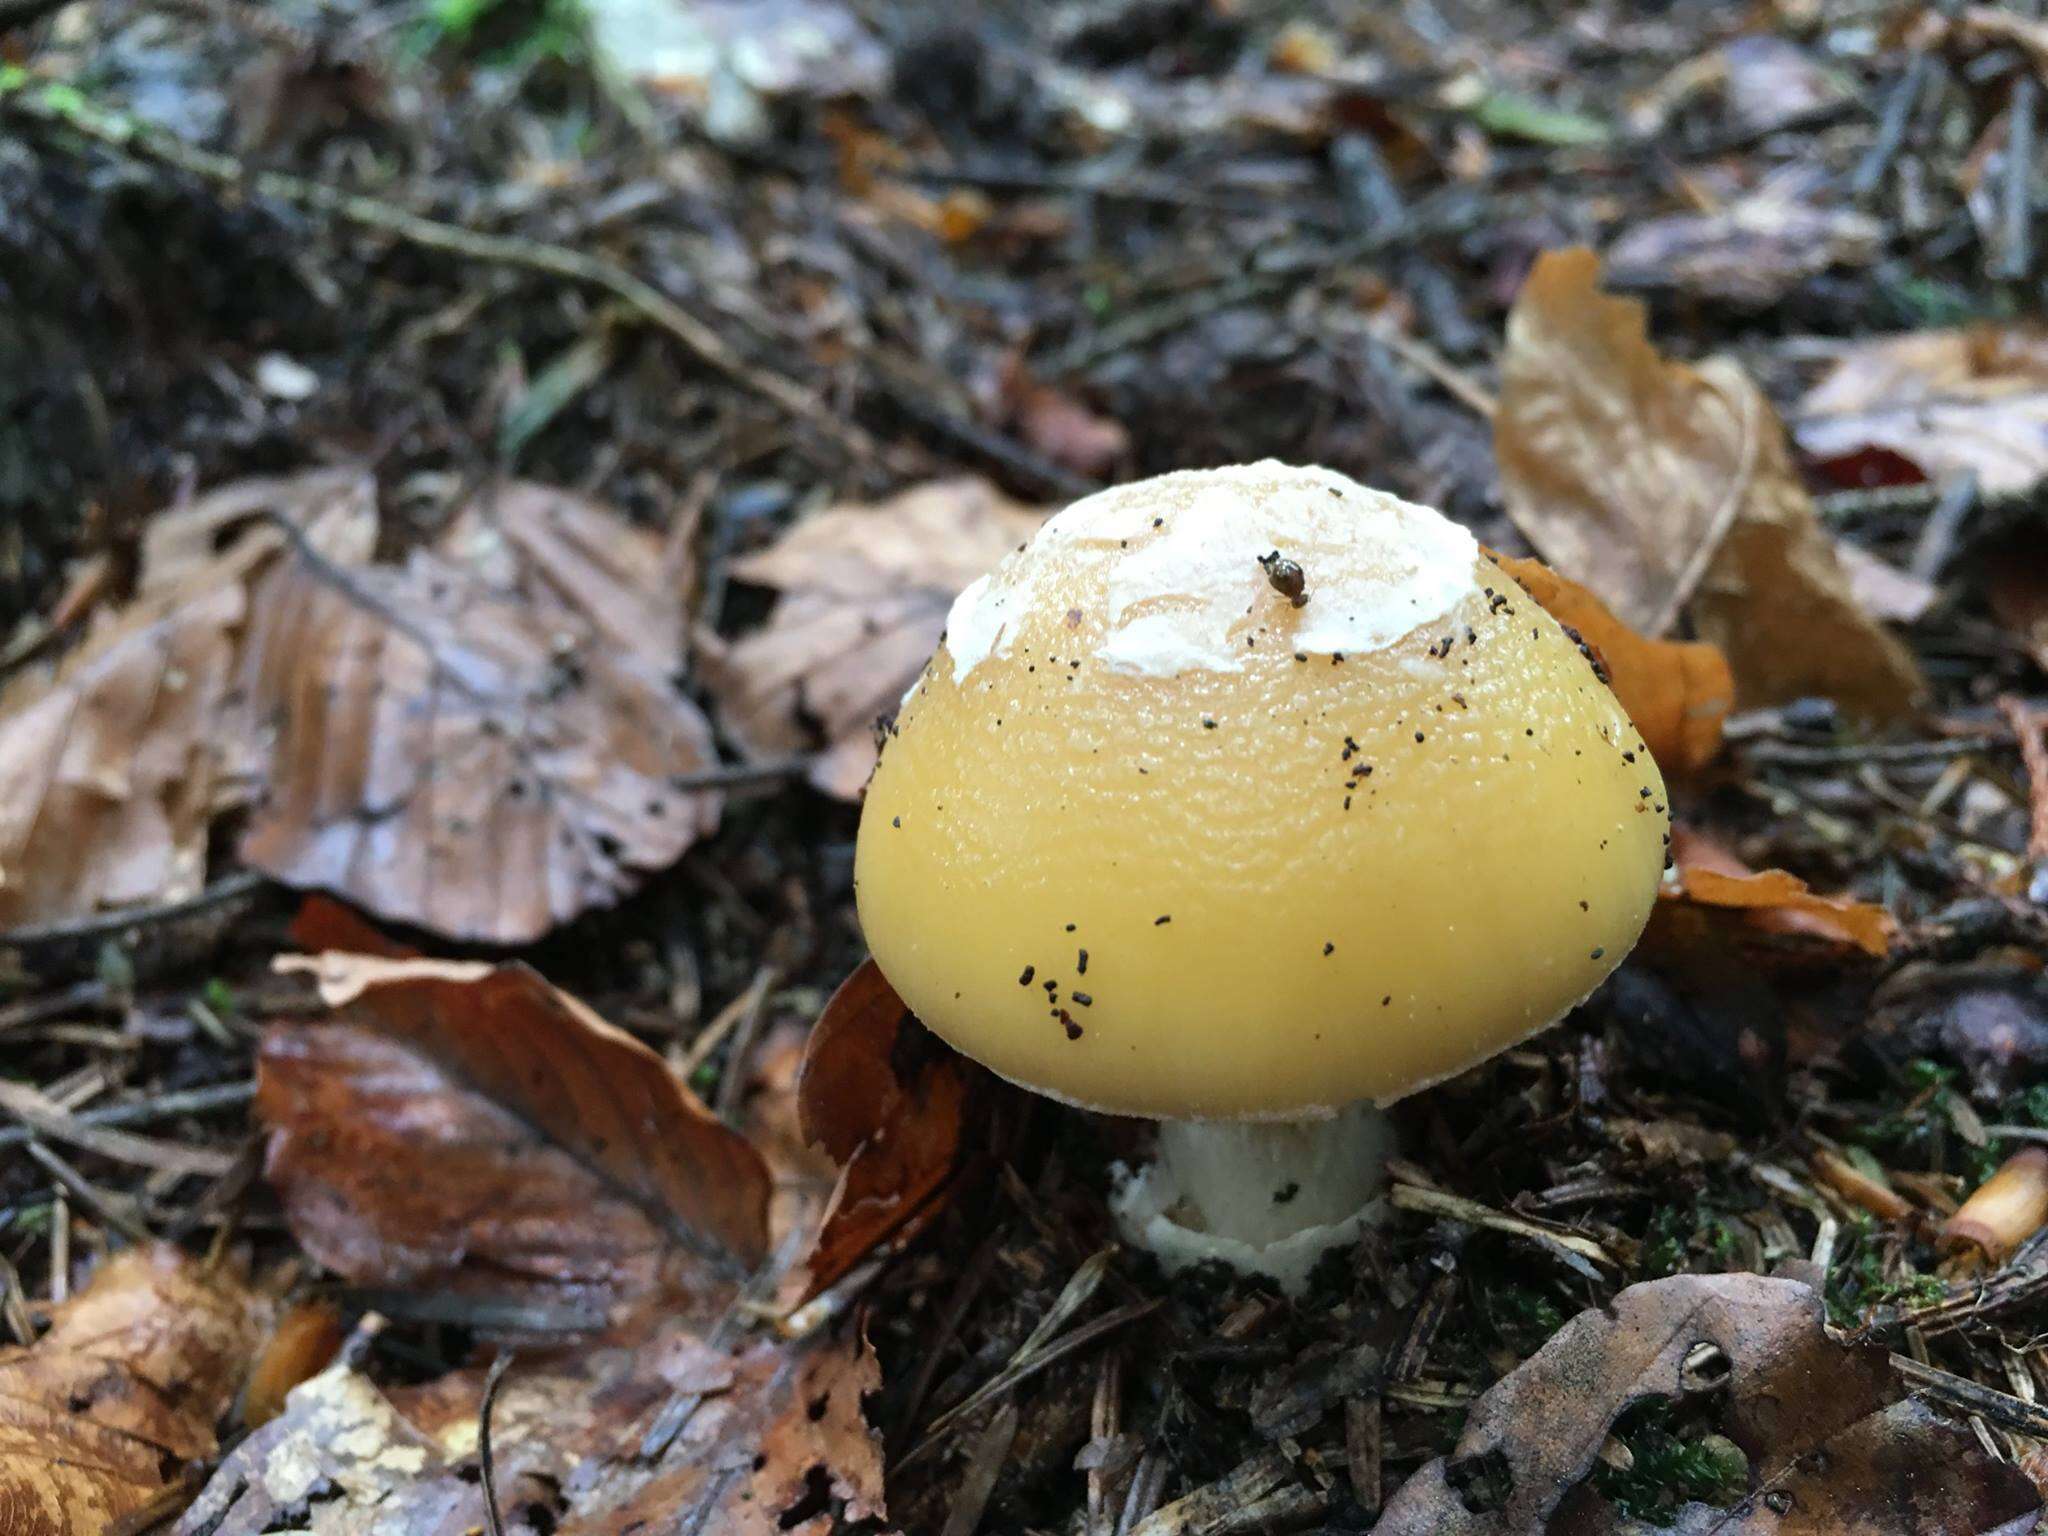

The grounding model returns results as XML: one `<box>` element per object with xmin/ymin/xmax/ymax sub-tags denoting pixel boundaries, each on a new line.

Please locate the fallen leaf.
<box><xmin>1374</xmin><ymin>1272</ymin><xmax>2038</xmax><ymax>1534</ymax></box>
<box><xmin>240</xmin><ymin>1300</ymin><xmax>346</xmax><ymax>1429</ymax></box>
<box><xmin>1493</xmin><ymin>555</ymin><xmax>1733</xmax><ymax>776</ymax></box>
<box><xmin>703</xmin><ymin>479</ymin><xmax>1046</xmax><ymax>801</ymax></box>
<box><xmin>0</xmin><ymin>1244</ymin><xmax>269</xmax><ymax>1536</ymax></box>
<box><xmin>259</xmin><ymin>956</ymin><xmax>770</xmax><ymax>1320</ymax></box>
<box><xmin>1720</xmin><ymin>35</ymin><xmax>1850</xmax><ymax>136</ymax></box>
<box><xmin>179</xmin><ymin>1318</ymin><xmax>885</xmax><ymax>1536</ymax></box>
<box><xmin>0</xmin><ymin>470</ymin><xmax>373</xmax><ymax>928</ymax></box>
<box><xmin>1836</xmin><ymin>541</ymin><xmax>1940</xmax><ymax>625</ymax></box>
<box><xmin>1604</xmin><ymin>187</ymin><xmax>1881</xmax><ymax>308</ymax></box>
<box><xmin>1000</xmin><ymin>357</ymin><xmax>1128</xmax><ymax>481</ymax></box>
<box><xmin>1795</xmin><ymin>326</ymin><xmax>2048</xmax><ymax>496</ymax></box>
<box><xmin>1496</xmin><ymin>247</ymin><xmax>1924</xmax><ymax>718</ymax></box>
<box><xmin>1661</xmin><ymin>827</ymin><xmax>1896</xmax><ymax>958</ymax></box>
<box><xmin>239</xmin><ymin>482</ymin><xmax>719</xmax><ymax>943</ymax></box>
<box><xmin>793</xmin><ymin>959</ymin><xmax>978</xmax><ymax>1302</ymax></box>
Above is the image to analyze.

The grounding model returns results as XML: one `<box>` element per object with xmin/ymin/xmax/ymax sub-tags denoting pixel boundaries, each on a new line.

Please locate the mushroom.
<box><xmin>854</xmin><ymin>462</ymin><xmax>1669</xmax><ymax>1291</ymax></box>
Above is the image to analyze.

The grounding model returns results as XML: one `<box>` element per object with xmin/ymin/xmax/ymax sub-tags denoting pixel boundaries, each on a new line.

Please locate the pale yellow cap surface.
<box><xmin>855</xmin><ymin>463</ymin><xmax>1668</xmax><ymax>1121</ymax></box>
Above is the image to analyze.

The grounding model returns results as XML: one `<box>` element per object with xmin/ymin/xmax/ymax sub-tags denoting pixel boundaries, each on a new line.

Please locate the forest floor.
<box><xmin>3</xmin><ymin>1</ymin><xmax>2048</xmax><ymax>1533</ymax></box>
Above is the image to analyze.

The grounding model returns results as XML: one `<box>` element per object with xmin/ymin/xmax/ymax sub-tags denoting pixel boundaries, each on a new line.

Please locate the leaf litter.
<box><xmin>7</xmin><ymin>4</ymin><xmax>2048</xmax><ymax>1536</ymax></box>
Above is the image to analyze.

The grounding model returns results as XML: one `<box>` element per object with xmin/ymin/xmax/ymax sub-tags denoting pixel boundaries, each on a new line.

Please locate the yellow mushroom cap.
<box><xmin>854</xmin><ymin>463</ymin><xmax>1669</xmax><ymax>1122</ymax></box>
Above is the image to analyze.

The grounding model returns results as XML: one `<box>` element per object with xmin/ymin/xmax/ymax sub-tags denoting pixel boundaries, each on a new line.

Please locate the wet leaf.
<box><xmin>240</xmin><ymin>482</ymin><xmax>718</xmax><ymax>944</ymax></box>
<box><xmin>0</xmin><ymin>1244</ymin><xmax>269</xmax><ymax>1536</ymax></box>
<box><xmin>1867</xmin><ymin>966</ymin><xmax>2048</xmax><ymax>1103</ymax></box>
<box><xmin>1794</xmin><ymin>326</ymin><xmax>2048</xmax><ymax>497</ymax></box>
<box><xmin>1605</xmin><ymin>186</ymin><xmax>1881</xmax><ymax>308</ymax></box>
<box><xmin>0</xmin><ymin>470</ymin><xmax>373</xmax><ymax>928</ymax></box>
<box><xmin>259</xmin><ymin>955</ymin><xmax>771</xmax><ymax>1320</ymax></box>
<box><xmin>1661</xmin><ymin>827</ymin><xmax>1897</xmax><ymax>959</ymax></box>
<box><xmin>703</xmin><ymin>478</ymin><xmax>1046</xmax><ymax>800</ymax></box>
<box><xmin>1375</xmin><ymin>1272</ymin><xmax>2038</xmax><ymax>1534</ymax></box>
<box><xmin>179</xmin><ymin>1318</ymin><xmax>885</xmax><ymax>1536</ymax></box>
<box><xmin>1494</xmin><ymin>555</ymin><xmax>1733</xmax><ymax>777</ymax></box>
<box><xmin>793</xmin><ymin>959</ymin><xmax>978</xmax><ymax>1301</ymax></box>
<box><xmin>1497</xmin><ymin>247</ymin><xmax>1924</xmax><ymax>718</ymax></box>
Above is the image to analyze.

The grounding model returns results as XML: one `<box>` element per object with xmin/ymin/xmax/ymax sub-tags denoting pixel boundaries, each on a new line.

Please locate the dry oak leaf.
<box><xmin>1493</xmin><ymin>555</ymin><xmax>1733</xmax><ymax>777</ymax></box>
<box><xmin>260</xmin><ymin>954</ymin><xmax>770</xmax><ymax>1320</ymax></box>
<box><xmin>0</xmin><ymin>469</ymin><xmax>374</xmax><ymax>929</ymax></box>
<box><xmin>791</xmin><ymin>958</ymin><xmax>977</xmax><ymax>1303</ymax></box>
<box><xmin>1661</xmin><ymin>825</ymin><xmax>1897</xmax><ymax>958</ymax></box>
<box><xmin>238</xmin><ymin>481</ymin><xmax>718</xmax><ymax>944</ymax></box>
<box><xmin>1497</xmin><ymin>247</ymin><xmax>1924</xmax><ymax>719</ymax></box>
<box><xmin>703</xmin><ymin>478</ymin><xmax>1046</xmax><ymax>801</ymax></box>
<box><xmin>0</xmin><ymin>1243</ymin><xmax>269</xmax><ymax>1536</ymax></box>
<box><xmin>1795</xmin><ymin>325</ymin><xmax>2048</xmax><ymax>497</ymax></box>
<box><xmin>1374</xmin><ymin>1272</ymin><xmax>2039</xmax><ymax>1535</ymax></box>
<box><xmin>180</xmin><ymin>1319</ymin><xmax>886</xmax><ymax>1536</ymax></box>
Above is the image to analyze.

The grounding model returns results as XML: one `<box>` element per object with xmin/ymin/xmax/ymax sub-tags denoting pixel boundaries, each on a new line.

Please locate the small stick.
<box><xmin>1345</xmin><ymin>1395</ymin><xmax>1382</xmax><ymax>1519</ymax></box>
<box><xmin>27</xmin><ymin>1141</ymin><xmax>149</xmax><ymax>1243</ymax></box>
<box><xmin>1997</xmin><ymin>696</ymin><xmax>2048</xmax><ymax>865</ymax></box>
<box><xmin>479</xmin><ymin>1351</ymin><xmax>516</xmax><ymax>1536</ymax></box>
<box><xmin>1996</xmin><ymin>56</ymin><xmax>2039</xmax><ymax>281</ymax></box>
<box><xmin>1852</xmin><ymin>50</ymin><xmax>1932</xmax><ymax>199</ymax></box>
<box><xmin>0</xmin><ymin>870</ymin><xmax>266</xmax><ymax>950</ymax></box>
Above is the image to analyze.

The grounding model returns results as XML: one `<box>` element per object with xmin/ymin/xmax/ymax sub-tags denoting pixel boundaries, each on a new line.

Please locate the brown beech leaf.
<box><xmin>792</xmin><ymin>959</ymin><xmax>978</xmax><ymax>1301</ymax></box>
<box><xmin>0</xmin><ymin>470</ymin><xmax>374</xmax><ymax>928</ymax></box>
<box><xmin>239</xmin><ymin>483</ymin><xmax>718</xmax><ymax>943</ymax></box>
<box><xmin>702</xmin><ymin>479</ymin><xmax>1046</xmax><ymax>801</ymax></box>
<box><xmin>180</xmin><ymin>1319</ymin><xmax>885</xmax><ymax>1536</ymax></box>
<box><xmin>1794</xmin><ymin>326</ymin><xmax>2048</xmax><ymax>496</ymax></box>
<box><xmin>0</xmin><ymin>1244</ymin><xmax>269</xmax><ymax>1536</ymax></box>
<box><xmin>1497</xmin><ymin>247</ymin><xmax>1924</xmax><ymax>719</ymax></box>
<box><xmin>1660</xmin><ymin>826</ymin><xmax>1896</xmax><ymax>959</ymax></box>
<box><xmin>1493</xmin><ymin>555</ymin><xmax>1733</xmax><ymax>777</ymax></box>
<box><xmin>259</xmin><ymin>955</ymin><xmax>771</xmax><ymax>1320</ymax></box>
<box><xmin>1376</xmin><ymin>1272</ymin><xmax>2038</xmax><ymax>1535</ymax></box>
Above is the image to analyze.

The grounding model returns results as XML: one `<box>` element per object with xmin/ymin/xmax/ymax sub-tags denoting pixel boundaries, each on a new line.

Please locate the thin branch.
<box><xmin>0</xmin><ymin>870</ymin><xmax>268</xmax><ymax>950</ymax></box>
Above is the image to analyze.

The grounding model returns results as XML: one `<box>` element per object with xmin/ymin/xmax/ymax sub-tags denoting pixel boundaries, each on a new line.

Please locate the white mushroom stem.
<box><xmin>1111</xmin><ymin>1103</ymin><xmax>1397</xmax><ymax>1292</ymax></box>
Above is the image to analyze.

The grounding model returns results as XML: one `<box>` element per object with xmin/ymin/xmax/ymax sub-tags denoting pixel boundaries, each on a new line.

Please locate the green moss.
<box><xmin>1591</xmin><ymin>1401</ymin><xmax>1749</xmax><ymax>1524</ymax></box>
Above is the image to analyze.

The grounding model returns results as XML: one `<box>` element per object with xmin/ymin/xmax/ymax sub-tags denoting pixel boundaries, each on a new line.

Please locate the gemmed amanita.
<box><xmin>854</xmin><ymin>462</ymin><xmax>1669</xmax><ymax>1290</ymax></box>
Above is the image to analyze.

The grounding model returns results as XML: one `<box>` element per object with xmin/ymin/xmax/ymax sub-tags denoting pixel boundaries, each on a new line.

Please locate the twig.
<box><xmin>711</xmin><ymin>965</ymin><xmax>779</xmax><ymax>1119</ymax></box>
<box><xmin>0</xmin><ymin>1079</ymin><xmax>238</xmax><ymax>1176</ymax></box>
<box><xmin>666</xmin><ymin>756</ymin><xmax>816</xmax><ymax>792</ymax></box>
<box><xmin>0</xmin><ymin>1080</ymin><xmax>254</xmax><ymax>1152</ymax></box>
<box><xmin>479</xmin><ymin>1351</ymin><xmax>516</xmax><ymax>1536</ymax></box>
<box><xmin>898</xmin><ymin>1298</ymin><xmax>1163</xmax><ymax>1470</ymax></box>
<box><xmin>1996</xmin><ymin>32</ymin><xmax>2039</xmax><ymax>281</ymax></box>
<box><xmin>1909</xmin><ymin>471</ymin><xmax>1981</xmax><ymax>580</ymax></box>
<box><xmin>24</xmin><ymin>1140</ymin><xmax>150</xmax><ymax>1243</ymax></box>
<box><xmin>1740</xmin><ymin>735</ymin><xmax>2006</xmax><ymax>768</ymax></box>
<box><xmin>0</xmin><ymin>870</ymin><xmax>267</xmax><ymax>950</ymax></box>
<box><xmin>0</xmin><ymin>80</ymin><xmax>896</xmax><ymax>469</ymax></box>
<box><xmin>1892</xmin><ymin>1354</ymin><xmax>2048</xmax><ymax>1438</ymax></box>
<box><xmin>1996</xmin><ymin>695</ymin><xmax>2048</xmax><ymax>863</ymax></box>
<box><xmin>1852</xmin><ymin>49</ymin><xmax>1932</xmax><ymax>199</ymax></box>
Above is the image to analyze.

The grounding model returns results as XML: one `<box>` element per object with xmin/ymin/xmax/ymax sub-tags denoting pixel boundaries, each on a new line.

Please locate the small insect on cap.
<box><xmin>855</xmin><ymin>463</ymin><xmax>1668</xmax><ymax>1122</ymax></box>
